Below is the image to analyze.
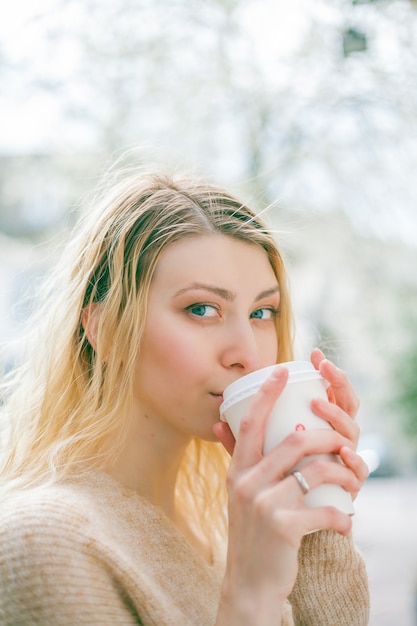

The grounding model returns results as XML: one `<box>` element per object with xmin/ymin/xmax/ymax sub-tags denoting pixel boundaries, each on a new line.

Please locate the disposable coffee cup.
<box><xmin>220</xmin><ymin>361</ymin><xmax>354</xmax><ymax>515</ymax></box>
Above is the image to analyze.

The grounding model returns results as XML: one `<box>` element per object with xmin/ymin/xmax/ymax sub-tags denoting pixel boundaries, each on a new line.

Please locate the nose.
<box><xmin>220</xmin><ymin>319</ymin><xmax>262</xmax><ymax>373</ymax></box>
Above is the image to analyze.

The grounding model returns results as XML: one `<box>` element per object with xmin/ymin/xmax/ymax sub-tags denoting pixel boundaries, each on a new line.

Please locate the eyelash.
<box><xmin>186</xmin><ymin>304</ymin><xmax>280</xmax><ymax>320</ymax></box>
<box><xmin>250</xmin><ymin>307</ymin><xmax>280</xmax><ymax>320</ymax></box>
<box><xmin>186</xmin><ymin>303</ymin><xmax>219</xmax><ymax>318</ymax></box>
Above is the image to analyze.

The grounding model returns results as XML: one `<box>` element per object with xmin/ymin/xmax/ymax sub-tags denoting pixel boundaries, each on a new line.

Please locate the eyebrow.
<box><xmin>173</xmin><ymin>282</ymin><xmax>279</xmax><ymax>302</ymax></box>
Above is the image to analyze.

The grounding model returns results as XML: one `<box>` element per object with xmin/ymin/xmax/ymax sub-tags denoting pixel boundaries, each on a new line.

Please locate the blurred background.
<box><xmin>1</xmin><ymin>0</ymin><xmax>417</xmax><ymax>622</ymax></box>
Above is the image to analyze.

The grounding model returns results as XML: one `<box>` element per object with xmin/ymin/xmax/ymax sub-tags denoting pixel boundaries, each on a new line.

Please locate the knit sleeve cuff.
<box><xmin>288</xmin><ymin>530</ymin><xmax>370</xmax><ymax>626</ymax></box>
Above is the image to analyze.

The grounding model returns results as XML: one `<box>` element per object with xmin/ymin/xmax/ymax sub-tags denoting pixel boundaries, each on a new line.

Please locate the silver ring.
<box><xmin>291</xmin><ymin>470</ymin><xmax>310</xmax><ymax>495</ymax></box>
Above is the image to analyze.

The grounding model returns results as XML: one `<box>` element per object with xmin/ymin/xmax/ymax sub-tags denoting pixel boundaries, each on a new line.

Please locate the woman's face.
<box><xmin>133</xmin><ymin>234</ymin><xmax>280</xmax><ymax>443</ymax></box>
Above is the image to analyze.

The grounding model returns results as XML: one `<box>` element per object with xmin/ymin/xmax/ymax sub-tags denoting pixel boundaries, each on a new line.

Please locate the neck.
<box><xmin>106</xmin><ymin>404</ymin><xmax>191</xmax><ymax>521</ymax></box>
<box><xmin>105</xmin><ymin>403</ymin><xmax>213</xmax><ymax>565</ymax></box>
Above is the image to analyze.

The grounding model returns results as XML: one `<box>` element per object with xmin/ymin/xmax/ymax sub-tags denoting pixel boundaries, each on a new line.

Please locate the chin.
<box><xmin>193</xmin><ymin>426</ymin><xmax>221</xmax><ymax>444</ymax></box>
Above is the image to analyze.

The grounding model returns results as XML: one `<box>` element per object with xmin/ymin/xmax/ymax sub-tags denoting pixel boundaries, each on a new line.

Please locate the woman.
<box><xmin>0</xmin><ymin>171</ymin><xmax>369</xmax><ymax>625</ymax></box>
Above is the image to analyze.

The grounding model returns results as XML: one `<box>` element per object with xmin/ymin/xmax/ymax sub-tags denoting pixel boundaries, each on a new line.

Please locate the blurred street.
<box><xmin>353</xmin><ymin>476</ymin><xmax>417</xmax><ymax>626</ymax></box>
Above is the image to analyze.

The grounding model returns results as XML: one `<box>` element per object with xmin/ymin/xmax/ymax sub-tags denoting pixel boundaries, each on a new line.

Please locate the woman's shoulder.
<box><xmin>0</xmin><ymin>470</ymin><xmax>156</xmax><ymax>545</ymax></box>
<box><xmin>0</xmin><ymin>476</ymin><xmax>149</xmax><ymax>623</ymax></box>
<box><xmin>0</xmin><ymin>472</ymin><xmax>139</xmax><ymax>576</ymax></box>
<box><xmin>0</xmin><ymin>480</ymin><xmax>96</xmax><ymax>544</ymax></box>
<box><xmin>0</xmin><ymin>470</ymin><xmax>194</xmax><ymax>568</ymax></box>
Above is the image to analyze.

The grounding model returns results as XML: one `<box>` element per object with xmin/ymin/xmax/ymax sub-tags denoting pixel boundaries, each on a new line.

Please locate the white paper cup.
<box><xmin>220</xmin><ymin>361</ymin><xmax>354</xmax><ymax>515</ymax></box>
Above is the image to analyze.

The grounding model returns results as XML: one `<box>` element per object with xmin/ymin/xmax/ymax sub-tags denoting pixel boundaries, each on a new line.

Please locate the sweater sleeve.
<box><xmin>0</xmin><ymin>499</ymin><xmax>141</xmax><ymax>626</ymax></box>
<box><xmin>288</xmin><ymin>530</ymin><xmax>369</xmax><ymax>626</ymax></box>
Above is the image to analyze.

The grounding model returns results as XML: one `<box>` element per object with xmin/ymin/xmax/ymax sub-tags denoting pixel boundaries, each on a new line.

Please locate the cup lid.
<box><xmin>219</xmin><ymin>361</ymin><xmax>324</xmax><ymax>419</ymax></box>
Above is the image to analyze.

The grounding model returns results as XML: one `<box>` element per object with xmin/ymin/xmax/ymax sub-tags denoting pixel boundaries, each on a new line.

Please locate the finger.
<box><xmin>238</xmin><ymin>429</ymin><xmax>354</xmax><ymax>496</ymax></box>
<box><xmin>310</xmin><ymin>349</ymin><xmax>337</xmax><ymax>404</ymax></box>
<box><xmin>288</xmin><ymin>455</ymin><xmax>362</xmax><ymax>496</ymax></box>
<box><xmin>310</xmin><ymin>397</ymin><xmax>360</xmax><ymax>446</ymax></box>
<box><xmin>299</xmin><ymin>506</ymin><xmax>353</xmax><ymax>536</ymax></box>
<box><xmin>213</xmin><ymin>421</ymin><xmax>236</xmax><ymax>455</ymax></box>
<box><xmin>280</xmin><ymin>466</ymin><xmax>355</xmax><ymax>535</ymax></box>
<box><xmin>231</xmin><ymin>365</ymin><xmax>288</xmax><ymax>471</ymax></box>
<box><xmin>339</xmin><ymin>446</ymin><xmax>370</xmax><ymax>483</ymax></box>
<box><xmin>257</xmin><ymin>457</ymin><xmax>360</xmax><ymax>513</ymax></box>
<box><xmin>259</xmin><ymin>483</ymin><xmax>353</xmax><ymax>537</ymax></box>
<box><xmin>265</xmin><ymin>428</ymin><xmax>353</xmax><ymax>479</ymax></box>
<box><xmin>311</xmin><ymin>349</ymin><xmax>359</xmax><ymax>419</ymax></box>
<box><xmin>310</xmin><ymin>347</ymin><xmax>326</xmax><ymax>370</ymax></box>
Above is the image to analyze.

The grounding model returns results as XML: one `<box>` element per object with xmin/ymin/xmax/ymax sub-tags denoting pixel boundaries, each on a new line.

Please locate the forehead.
<box><xmin>151</xmin><ymin>234</ymin><xmax>277</xmax><ymax>289</ymax></box>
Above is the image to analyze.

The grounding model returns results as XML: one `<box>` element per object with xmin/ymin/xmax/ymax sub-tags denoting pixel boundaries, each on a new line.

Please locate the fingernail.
<box><xmin>342</xmin><ymin>445</ymin><xmax>356</xmax><ymax>457</ymax></box>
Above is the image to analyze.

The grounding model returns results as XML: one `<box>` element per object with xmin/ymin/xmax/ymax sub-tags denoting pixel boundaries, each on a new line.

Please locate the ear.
<box><xmin>81</xmin><ymin>302</ymin><xmax>102</xmax><ymax>352</ymax></box>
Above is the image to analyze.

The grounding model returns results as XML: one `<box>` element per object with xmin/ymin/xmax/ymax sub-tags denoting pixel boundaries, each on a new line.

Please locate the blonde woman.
<box><xmin>0</xmin><ymin>172</ymin><xmax>369</xmax><ymax>625</ymax></box>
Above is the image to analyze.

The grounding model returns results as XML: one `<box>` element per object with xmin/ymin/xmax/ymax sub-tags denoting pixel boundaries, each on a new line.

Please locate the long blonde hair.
<box><xmin>0</xmin><ymin>171</ymin><xmax>294</xmax><ymax>541</ymax></box>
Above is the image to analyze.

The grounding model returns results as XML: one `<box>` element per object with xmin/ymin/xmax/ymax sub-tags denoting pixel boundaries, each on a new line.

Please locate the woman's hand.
<box><xmin>310</xmin><ymin>348</ymin><xmax>369</xmax><ymax>496</ymax></box>
<box><xmin>213</xmin><ymin>364</ymin><xmax>363</xmax><ymax>625</ymax></box>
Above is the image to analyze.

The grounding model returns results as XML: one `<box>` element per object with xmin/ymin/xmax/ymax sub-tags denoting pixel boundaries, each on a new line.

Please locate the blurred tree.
<box><xmin>342</xmin><ymin>27</ymin><xmax>368</xmax><ymax>56</ymax></box>
<box><xmin>391</xmin><ymin>296</ymin><xmax>417</xmax><ymax>441</ymax></box>
<box><xmin>1</xmin><ymin>0</ymin><xmax>417</xmax><ymax>243</ymax></box>
<box><xmin>394</xmin><ymin>344</ymin><xmax>417</xmax><ymax>439</ymax></box>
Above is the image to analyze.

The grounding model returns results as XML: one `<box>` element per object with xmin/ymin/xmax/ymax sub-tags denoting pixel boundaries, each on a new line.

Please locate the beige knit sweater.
<box><xmin>0</xmin><ymin>472</ymin><xmax>369</xmax><ymax>625</ymax></box>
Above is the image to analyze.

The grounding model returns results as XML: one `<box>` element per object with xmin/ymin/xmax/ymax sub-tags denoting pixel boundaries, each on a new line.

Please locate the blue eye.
<box><xmin>189</xmin><ymin>304</ymin><xmax>218</xmax><ymax>318</ymax></box>
<box><xmin>250</xmin><ymin>308</ymin><xmax>276</xmax><ymax>320</ymax></box>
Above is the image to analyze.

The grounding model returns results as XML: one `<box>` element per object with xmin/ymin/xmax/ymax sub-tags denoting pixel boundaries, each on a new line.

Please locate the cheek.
<box><xmin>258</xmin><ymin>330</ymin><xmax>279</xmax><ymax>366</ymax></box>
<box><xmin>141</xmin><ymin>322</ymin><xmax>202</xmax><ymax>375</ymax></box>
